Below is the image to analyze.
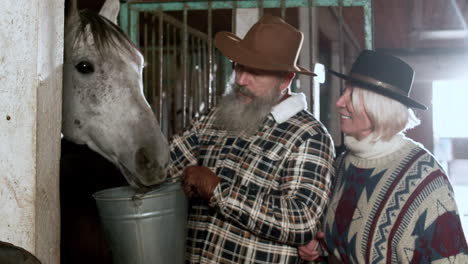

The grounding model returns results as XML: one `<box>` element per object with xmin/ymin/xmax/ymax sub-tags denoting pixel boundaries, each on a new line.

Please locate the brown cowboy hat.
<box><xmin>329</xmin><ymin>50</ymin><xmax>427</xmax><ymax>110</ymax></box>
<box><xmin>214</xmin><ymin>14</ymin><xmax>315</xmax><ymax>76</ymax></box>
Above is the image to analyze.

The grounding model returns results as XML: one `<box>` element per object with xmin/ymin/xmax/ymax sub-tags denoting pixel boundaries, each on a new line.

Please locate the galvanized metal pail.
<box><xmin>93</xmin><ymin>182</ymin><xmax>187</xmax><ymax>264</ymax></box>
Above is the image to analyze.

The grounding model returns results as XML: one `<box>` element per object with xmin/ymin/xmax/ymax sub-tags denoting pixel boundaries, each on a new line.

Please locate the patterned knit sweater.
<box><xmin>322</xmin><ymin>135</ymin><xmax>468</xmax><ymax>263</ymax></box>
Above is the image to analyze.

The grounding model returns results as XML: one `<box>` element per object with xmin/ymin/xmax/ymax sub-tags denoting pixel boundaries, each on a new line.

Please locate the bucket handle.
<box><xmin>131</xmin><ymin>175</ymin><xmax>183</xmax><ymax>204</ymax></box>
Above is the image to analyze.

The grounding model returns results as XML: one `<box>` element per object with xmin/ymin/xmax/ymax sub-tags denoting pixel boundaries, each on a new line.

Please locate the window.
<box><xmin>433</xmin><ymin>80</ymin><xmax>468</xmax><ymax>138</ymax></box>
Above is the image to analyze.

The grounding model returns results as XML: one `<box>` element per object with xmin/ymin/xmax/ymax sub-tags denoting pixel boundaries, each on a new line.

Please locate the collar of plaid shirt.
<box><xmin>271</xmin><ymin>92</ymin><xmax>307</xmax><ymax>123</ymax></box>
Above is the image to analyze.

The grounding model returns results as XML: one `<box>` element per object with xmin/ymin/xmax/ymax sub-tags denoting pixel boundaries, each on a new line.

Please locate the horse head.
<box><xmin>63</xmin><ymin>0</ymin><xmax>169</xmax><ymax>187</ymax></box>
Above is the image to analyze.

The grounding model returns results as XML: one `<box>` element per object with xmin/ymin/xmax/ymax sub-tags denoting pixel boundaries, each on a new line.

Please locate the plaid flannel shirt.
<box><xmin>168</xmin><ymin>93</ymin><xmax>334</xmax><ymax>263</ymax></box>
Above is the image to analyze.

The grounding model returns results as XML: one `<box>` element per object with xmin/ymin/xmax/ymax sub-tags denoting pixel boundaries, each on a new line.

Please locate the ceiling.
<box><xmin>373</xmin><ymin>0</ymin><xmax>468</xmax><ymax>51</ymax></box>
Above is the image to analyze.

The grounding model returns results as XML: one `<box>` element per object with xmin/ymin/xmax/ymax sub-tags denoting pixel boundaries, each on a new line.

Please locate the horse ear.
<box><xmin>99</xmin><ymin>0</ymin><xmax>120</xmax><ymax>25</ymax></box>
<box><xmin>65</xmin><ymin>0</ymin><xmax>80</xmax><ymax>28</ymax></box>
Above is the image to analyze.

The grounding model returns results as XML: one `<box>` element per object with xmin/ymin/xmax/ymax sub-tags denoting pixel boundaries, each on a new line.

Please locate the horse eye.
<box><xmin>75</xmin><ymin>61</ymin><xmax>95</xmax><ymax>74</ymax></box>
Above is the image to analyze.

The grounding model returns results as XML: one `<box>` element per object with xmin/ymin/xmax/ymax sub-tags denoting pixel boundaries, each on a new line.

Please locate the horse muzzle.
<box><xmin>118</xmin><ymin>147</ymin><xmax>168</xmax><ymax>188</ymax></box>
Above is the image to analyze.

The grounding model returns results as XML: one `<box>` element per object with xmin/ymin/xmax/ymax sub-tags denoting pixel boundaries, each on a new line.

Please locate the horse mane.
<box><xmin>72</xmin><ymin>9</ymin><xmax>140</xmax><ymax>59</ymax></box>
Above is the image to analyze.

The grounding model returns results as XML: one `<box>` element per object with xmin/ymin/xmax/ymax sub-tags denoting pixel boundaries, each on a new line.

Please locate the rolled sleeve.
<box><xmin>166</xmin><ymin>126</ymin><xmax>200</xmax><ymax>179</ymax></box>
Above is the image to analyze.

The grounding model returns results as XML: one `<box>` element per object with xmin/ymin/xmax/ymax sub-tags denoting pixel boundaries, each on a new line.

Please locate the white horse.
<box><xmin>61</xmin><ymin>0</ymin><xmax>171</xmax><ymax>262</ymax></box>
<box><xmin>63</xmin><ymin>0</ymin><xmax>169</xmax><ymax>187</ymax></box>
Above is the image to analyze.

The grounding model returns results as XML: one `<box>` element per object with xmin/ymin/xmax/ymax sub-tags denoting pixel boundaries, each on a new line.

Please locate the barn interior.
<box><xmin>61</xmin><ymin>0</ymin><xmax>468</xmax><ymax>262</ymax></box>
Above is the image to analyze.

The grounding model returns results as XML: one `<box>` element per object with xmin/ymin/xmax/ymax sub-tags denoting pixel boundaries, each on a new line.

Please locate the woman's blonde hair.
<box><xmin>352</xmin><ymin>87</ymin><xmax>420</xmax><ymax>141</ymax></box>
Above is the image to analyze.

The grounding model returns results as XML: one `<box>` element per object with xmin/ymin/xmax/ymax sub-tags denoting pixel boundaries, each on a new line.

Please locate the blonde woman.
<box><xmin>299</xmin><ymin>50</ymin><xmax>468</xmax><ymax>263</ymax></box>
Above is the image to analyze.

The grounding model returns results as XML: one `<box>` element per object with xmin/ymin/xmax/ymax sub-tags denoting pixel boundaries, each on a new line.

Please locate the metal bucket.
<box><xmin>93</xmin><ymin>182</ymin><xmax>187</xmax><ymax>264</ymax></box>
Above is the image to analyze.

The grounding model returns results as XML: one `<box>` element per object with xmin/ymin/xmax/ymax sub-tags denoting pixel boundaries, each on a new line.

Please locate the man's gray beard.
<box><xmin>215</xmin><ymin>83</ymin><xmax>281</xmax><ymax>136</ymax></box>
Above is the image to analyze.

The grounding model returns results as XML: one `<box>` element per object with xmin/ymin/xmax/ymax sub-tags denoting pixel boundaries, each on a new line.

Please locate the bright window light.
<box><xmin>433</xmin><ymin>80</ymin><xmax>468</xmax><ymax>138</ymax></box>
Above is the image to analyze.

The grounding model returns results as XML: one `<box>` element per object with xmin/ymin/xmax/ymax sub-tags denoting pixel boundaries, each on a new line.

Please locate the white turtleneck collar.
<box><xmin>344</xmin><ymin>133</ymin><xmax>407</xmax><ymax>159</ymax></box>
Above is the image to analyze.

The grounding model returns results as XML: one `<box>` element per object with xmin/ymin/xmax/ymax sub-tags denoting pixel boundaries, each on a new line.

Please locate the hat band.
<box><xmin>350</xmin><ymin>73</ymin><xmax>407</xmax><ymax>97</ymax></box>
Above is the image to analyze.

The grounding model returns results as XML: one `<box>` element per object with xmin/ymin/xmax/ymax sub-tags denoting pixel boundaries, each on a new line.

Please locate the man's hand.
<box><xmin>298</xmin><ymin>231</ymin><xmax>326</xmax><ymax>261</ymax></box>
<box><xmin>183</xmin><ymin>165</ymin><xmax>220</xmax><ymax>200</ymax></box>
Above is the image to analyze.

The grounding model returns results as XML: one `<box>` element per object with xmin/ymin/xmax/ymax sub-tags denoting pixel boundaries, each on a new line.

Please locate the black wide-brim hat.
<box><xmin>329</xmin><ymin>50</ymin><xmax>427</xmax><ymax>110</ymax></box>
<box><xmin>214</xmin><ymin>15</ymin><xmax>315</xmax><ymax>76</ymax></box>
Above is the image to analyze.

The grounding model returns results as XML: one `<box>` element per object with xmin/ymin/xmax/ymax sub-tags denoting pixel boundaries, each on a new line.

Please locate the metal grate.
<box><xmin>119</xmin><ymin>0</ymin><xmax>374</xmax><ymax>138</ymax></box>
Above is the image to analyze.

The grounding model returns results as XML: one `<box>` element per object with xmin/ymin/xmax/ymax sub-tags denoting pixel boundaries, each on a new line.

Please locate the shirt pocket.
<box><xmin>241</xmin><ymin>138</ymin><xmax>288</xmax><ymax>192</ymax></box>
<box><xmin>248</xmin><ymin>138</ymin><xmax>287</xmax><ymax>162</ymax></box>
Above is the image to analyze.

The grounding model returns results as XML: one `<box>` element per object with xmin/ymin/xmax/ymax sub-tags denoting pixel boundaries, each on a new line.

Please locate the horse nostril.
<box><xmin>135</xmin><ymin>147</ymin><xmax>167</xmax><ymax>186</ymax></box>
<box><xmin>136</xmin><ymin>148</ymin><xmax>157</xmax><ymax>170</ymax></box>
<box><xmin>137</xmin><ymin>148</ymin><xmax>148</xmax><ymax>166</ymax></box>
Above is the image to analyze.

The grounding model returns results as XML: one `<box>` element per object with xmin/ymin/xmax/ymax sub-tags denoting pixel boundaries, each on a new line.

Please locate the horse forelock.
<box><xmin>69</xmin><ymin>9</ymin><xmax>141</xmax><ymax>60</ymax></box>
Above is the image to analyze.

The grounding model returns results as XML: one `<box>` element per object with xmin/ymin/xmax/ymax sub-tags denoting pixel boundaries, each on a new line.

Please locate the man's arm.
<box><xmin>166</xmin><ymin>123</ymin><xmax>201</xmax><ymax>179</ymax></box>
<box><xmin>210</xmin><ymin>132</ymin><xmax>334</xmax><ymax>245</ymax></box>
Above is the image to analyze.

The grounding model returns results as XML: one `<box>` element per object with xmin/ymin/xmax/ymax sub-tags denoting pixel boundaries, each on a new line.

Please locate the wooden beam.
<box><xmin>411</xmin><ymin>29</ymin><xmax>468</xmax><ymax>40</ymax></box>
<box><xmin>395</xmin><ymin>52</ymin><xmax>468</xmax><ymax>82</ymax></box>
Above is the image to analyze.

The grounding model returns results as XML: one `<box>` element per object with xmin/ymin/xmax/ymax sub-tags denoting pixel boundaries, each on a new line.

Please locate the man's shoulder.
<box><xmin>285</xmin><ymin>110</ymin><xmax>331</xmax><ymax>137</ymax></box>
<box><xmin>189</xmin><ymin>107</ymin><xmax>219</xmax><ymax>126</ymax></box>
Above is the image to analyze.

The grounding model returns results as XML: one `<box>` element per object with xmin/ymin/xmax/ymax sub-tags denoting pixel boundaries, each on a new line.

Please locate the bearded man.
<box><xmin>167</xmin><ymin>15</ymin><xmax>335</xmax><ymax>263</ymax></box>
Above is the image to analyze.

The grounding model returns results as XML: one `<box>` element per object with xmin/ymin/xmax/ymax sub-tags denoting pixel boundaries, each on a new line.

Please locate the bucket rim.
<box><xmin>93</xmin><ymin>183</ymin><xmax>183</xmax><ymax>201</ymax></box>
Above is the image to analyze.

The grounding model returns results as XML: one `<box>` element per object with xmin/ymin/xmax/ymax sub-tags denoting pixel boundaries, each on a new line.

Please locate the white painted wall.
<box><xmin>0</xmin><ymin>0</ymin><xmax>63</xmax><ymax>263</ymax></box>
